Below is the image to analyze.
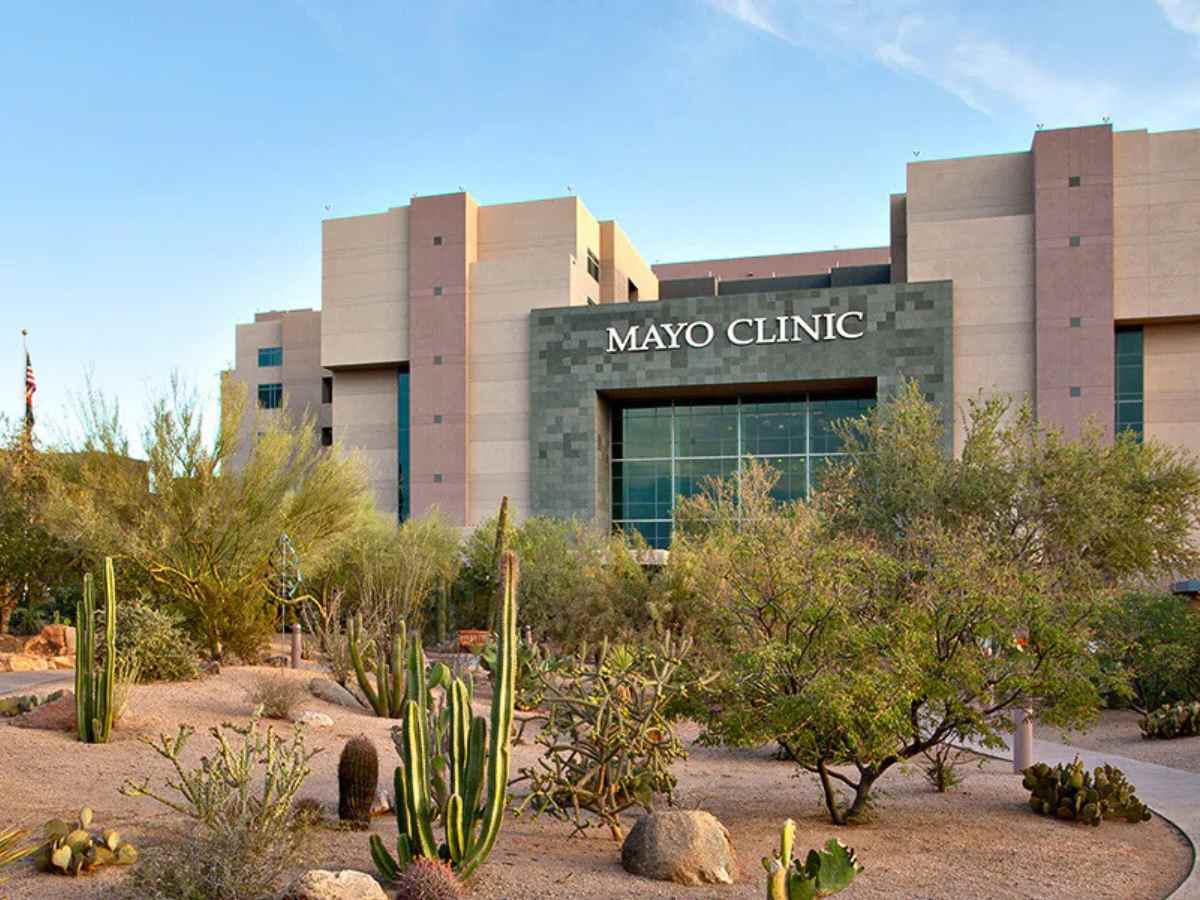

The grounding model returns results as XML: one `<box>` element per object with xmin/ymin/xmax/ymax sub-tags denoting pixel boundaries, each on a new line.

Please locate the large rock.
<box><xmin>23</xmin><ymin>624</ymin><xmax>76</xmax><ymax>657</ymax></box>
<box><xmin>0</xmin><ymin>653</ymin><xmax>50</xmax><ymax>672</ymax></box>
<box><xmin>621</xmin><ymin>809</ymin><xmax>737</xmax><ymax>886</ymax></box>
<box><xmin>8</xmin><ymin>690</ymin><xmax>76</xmax><ymax>731</ymax></box>
<box><xmin>281</xmin><ymin>869</ymin><xmax>387</xmax><ymax>900</ymax></box>
<box><xmin>309</xmin><ymin>678</ymin><xmax>365</xmax><ymax>710</ymax></box>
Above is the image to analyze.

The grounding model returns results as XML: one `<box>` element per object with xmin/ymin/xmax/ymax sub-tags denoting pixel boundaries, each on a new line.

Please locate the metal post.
<box><xmin>1012</xmin><ymin>706</ymin><xmax>1034</xmax><ymax>773</ymax></box>
<box><xmin>290</xmin><ymin>623</ymin><xmax>302</xmax><ymax>669</ymax></box>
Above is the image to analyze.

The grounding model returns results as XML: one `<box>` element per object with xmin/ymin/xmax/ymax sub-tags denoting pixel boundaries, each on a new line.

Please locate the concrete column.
<box><xmin>1012</xmin><ymin>707</ymin><xmax>1034</xmax><ymax>772</ymax></box>
<box><xmin>290</xmin><ymin>624</ymin><xmax>302</xmax><ymax>670</ymax></box>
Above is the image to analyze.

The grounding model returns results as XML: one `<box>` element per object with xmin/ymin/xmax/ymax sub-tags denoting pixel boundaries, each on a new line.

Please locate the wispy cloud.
<box><xmin>705</xmin><ymin>0</ymin><xmax>1200</xmax><ymax>129</ymax></box>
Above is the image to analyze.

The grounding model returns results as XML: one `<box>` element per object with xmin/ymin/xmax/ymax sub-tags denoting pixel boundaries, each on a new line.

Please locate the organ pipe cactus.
<box><xmin>764</xmin><ymin>820</ymin><xmax>862</xmax><ymax>899</ymax></box>
<box><xmin>348</xmin><ymin>614</ymin><xmax>409</xmax><ymax>718</ymax></box>
<box><xmin>371</xmin><ymin>548</ymin><xmax>518</xmax><ymax>881</ymax></box>
<box><xmin>75</xmin><ymin>558</ymin><xmax>117</xmax><ymax>744</ymax></box>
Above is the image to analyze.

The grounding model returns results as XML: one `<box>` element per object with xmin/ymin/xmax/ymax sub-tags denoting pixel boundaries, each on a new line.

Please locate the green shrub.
<box><xmin>1096</xmin><ymin>592</ymin><xmax>1200</xmax><ymax>713</ymax></box>
<box><xmin>1021</xmin><ymin>757</ymin><xmax>1151</xmax><ymax>826</ymax></box>
<box><xmin>1140</xmin><ymin>700</ymin><xmax>1200</xmax><ymax>739</ymax></box>
<box><xmin>109</xmin><ymin>601</ymin><xmax>199</xmax><ymax>682</ymax></box>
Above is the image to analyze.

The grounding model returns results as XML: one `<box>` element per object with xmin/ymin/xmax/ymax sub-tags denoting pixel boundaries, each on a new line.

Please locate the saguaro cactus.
<box><xmin>371</xmin><ymin>548</ymin><xmax>518</xmax><ymax>881</ymax></box>
<box><xmin>75</xmin><ymin>558</ymin><xmax>117</xmax><ymax>744</ymax></box>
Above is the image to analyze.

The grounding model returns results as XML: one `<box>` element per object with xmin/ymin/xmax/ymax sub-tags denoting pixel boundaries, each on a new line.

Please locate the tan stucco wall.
<box><xmin>321</xmin><ymin>208</ymin><xmax>410</xmax><ymax>368</ymax></box>
<box><xmin>332</xmin><ymin>367</ymin><xmax>399</xmax><ymax>516</ymax></box>
<box><xmin>468</xmin><ymin>197</ymin><xmax>583</xmax><ymax>524</ymax></box>
<box><xmin>1144</xmin><ymin>322</ymin><xmax>1200</xmax><ymax>449</ymax></box>
<box><xmin>905</xmin><ymin>153</ymin><xmax>1036</xmax><ymax>450</ymax></box>
<box><xmin>1115</xmin><ymin>129</ymin><xmax>1200</xmax><ymax>321</ymax></box>
<box><xmin>599</xmin><ymin>220</ymin><xmax>659</xmax><ymax>303</ymax></box>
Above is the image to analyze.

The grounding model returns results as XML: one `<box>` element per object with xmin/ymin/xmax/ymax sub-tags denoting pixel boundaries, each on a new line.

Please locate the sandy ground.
<box><xmin>1051</xmin><ymin>709</ymin><xmax>1200</xmax><ymax>773</ymax></box>
<box><xmin>0</xmin><ymin>666</ymin><xmax>1191</xmax><ymax>900</ymax></box>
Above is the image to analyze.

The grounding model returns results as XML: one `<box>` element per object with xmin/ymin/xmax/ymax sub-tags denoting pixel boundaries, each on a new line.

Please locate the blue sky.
<box><xmin>2</xmin><ymin>0</ymin><xmax>1198</xmax><ymax>451</ymax></box>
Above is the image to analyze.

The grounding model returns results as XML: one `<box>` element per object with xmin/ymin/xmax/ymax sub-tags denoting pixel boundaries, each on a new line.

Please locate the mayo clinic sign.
<box><xmin>604</xmin><ymin>312</ymin><xmax>866</xmax><ymax>354</ymax></box>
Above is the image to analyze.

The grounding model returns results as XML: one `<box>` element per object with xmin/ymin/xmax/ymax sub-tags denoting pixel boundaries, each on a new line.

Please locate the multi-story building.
<box><xmin>231</xmin><ymin>123</ymin><xmax>1200</xmax><ymax>571</ymax></box>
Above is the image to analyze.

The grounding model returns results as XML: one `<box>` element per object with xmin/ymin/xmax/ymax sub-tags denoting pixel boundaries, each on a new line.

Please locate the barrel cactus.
<box><xmin>764</xmin><ymin>819</ymin><xmax>862</xmax><ymax>899</ymax></box>
<box><xmin>1022</xmin><ymin>757</ymin><xmax>1151</xmax><ymax>826</ymax></box>
<box><xmin>394</xmin><ymin>857</ymin><xmax>463</xmax><ymax>900</ymax></box>
<box><xmin>338</xmin><ymin>735</ymin><xmax>379</xmax><ymax>829</ymax></box>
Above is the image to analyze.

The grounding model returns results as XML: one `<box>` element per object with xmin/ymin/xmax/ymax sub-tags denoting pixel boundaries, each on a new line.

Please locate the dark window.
<box><xmin>433</xmin><ymin>286</ymin><xmax>443</xmax><ymax>296</ymax></box>
<box><xmin>433</xmin><ymin>235</ymin><xmax>443</xmax><ymax>246</ymax></box>
<box><xmin>320</xmin><ymin>427</ymin><xmax>333</xmax><ymax>447</ymax></box>
<box><xmin>1070</xmin><ymin>235</ymin><xmax>1081</xmax><ymax>247</ymax></box>
<box><xmin>258</xmin><ymin>346</ymin><xmax>283</xmax><ymax>367</ymax></box>
<box><xmin>257</xmin><ymin>383</ymin><xmax>283</xmax><ymax>409</ymax></box>
<box><xmin>628</xmin><ymin>279</ymin><xmax>639</xmax><ymax>302</ymax></box>
<box><xmin>1069</xmin><ymin>175</ymin><xmax>1081</xmax><ymax>187</ymax></box>
<box><xmin>433</xmin><ymin>473</ymin><xmax>443</xmax><ymax>484</ymax></box>
<box><xmin>433</xmin><ymin>414</ymin><xmax>443</xmax><ymax>424</ymax></box>
<box><xmin>611</xmin><ymin>391</ymin><xmax>875</xmax><ymax>549</ymax></box>
<box><xmin>433</xmin><ymin>355</ymin><xmax>443</xmax><ymax>365</ymax></box>
<box><xmin>1070</xmin><ymin>386</ymin><xmax>1082</xmax><ymax>397</ymax></box>
<box><xmin>321</xmin><ymin>376</ymin><xmax>333</xmax><ymax>403</ymax></box>
<box><xmin>1070</xmin><ymin>316</ymin><xmax>1082</xmax><ymax>328</ymax></box>
<box><xmin>398</xmin><ymin>370</ymin><xmax>410</xmax><ymax>521</ymax></box>
<box><xmin>1115</xmin><ymin>327</ymin><xmax>1144</xmax><ymax>441</ymax></box>
<box><xmin>586</xmin><ymin>249</ymin><xmax>600</xmax><ymax>281</ymax></box>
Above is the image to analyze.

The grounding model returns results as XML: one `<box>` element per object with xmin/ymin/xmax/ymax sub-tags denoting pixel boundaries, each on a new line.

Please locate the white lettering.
<box><xmin>820</xmin><ymin>313</ymin><xmax>837</xmax><ymax>341</ymax></box>
<box><xmin>835</xmin><ymin>311</ymin><xmax>865</xmax><ymax>339</ymax></box>
<box><xmin>790</xmin><ymin>315</ymin><xmax>821</xmax><ymax>342</ymax></box>
<box><xmin>606</xmin><ymin>326</ymin><xmax>640</xmax><ymax>353</ymax></box>
<box><xmin>755</xmin><ymin>317</ymin><xmax>778</xmax><ymax>344</ymax></box>
<box><xmin>727</xmin><ymin>318</ymin><xmax>755</xmax><ymax>346</ymax></box>
<box><xmin>660</xmin><ymin>321</ymin><xmax>688</xmax><ymax>349</ymax></box>
<box><xmin>640</xmin><ymin>324</ymin><xmax>666</xmax><ymax>351</ymax></box>
<box><xmin>684</xmin><ymin>320</ymin><xmax>715</xmax><ymax>348</ymax></box>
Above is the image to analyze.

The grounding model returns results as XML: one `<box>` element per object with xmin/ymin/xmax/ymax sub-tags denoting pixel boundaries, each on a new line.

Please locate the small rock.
<box><xmin>199</xmin><ymin>660</ymin><xmax>221</xmax><ymax>677</ymax></box>
<box><xmin>281</xmin><ymin>868</ymin><xmax>387</xmax><ymax>900</ymax></box>
<box><xmin>265</xmin><ymin>654</ymin><xmax>290</xmax><ymax>668</ymax></box>
<box><xmin>621</xmin><ymin>809</ymin><xmax>737</xmax><ymax>886</ymax></box>
<box><xmin>8</xmin><ymin>691</ymin><xmax>76</xmax><ymax>732</ymax></box>
<box><xmin>309</xmin><ymin>678</ymin><xmax>365</xmax><ymax>710</ymax></box>
<box><xmin>371</xmin><ymin>787</ymin><xmax>393</xmax><ymax>816</ymax></box>
<box><xmin>294</xmin><ymin>710</ymin><xmax>334</xmax><ymax>728</ymax></box>
<box><xmin>51</xmin><ymin>654</ymin><xmax>75</xmax><ymax>670</ymax></box>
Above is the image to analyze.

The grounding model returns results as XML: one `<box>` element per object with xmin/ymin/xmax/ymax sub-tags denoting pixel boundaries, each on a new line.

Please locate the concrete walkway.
<box><xmin>0</xmin><ymin>670</ymin><xmax>72</xmax><ymax>697</ymax></box>
<box><xmin>977</xmin><ymin>732</ymin><xmax>1200</xmax><ymax>900</ymax></box>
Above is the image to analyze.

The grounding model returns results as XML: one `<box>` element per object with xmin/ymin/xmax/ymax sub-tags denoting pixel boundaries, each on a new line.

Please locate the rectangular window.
<box><xmin>586</xmin><ymin>249</ymin><xmax>600</xmax><ymax>282</ymax></box>
<box><xmin>1115</xmin><ymin>327</ymin><xmax>1143</xmax><ymax>441</ymax></box>
<box><xmin>258</xmin><ymin>346</ymin><xmax>283</xmax><ymax>367</ymax></box>
<box><xmin>257</xmin><ymin>383</ymin><xmax>283</xmax><ymax>410</ymax></box>
<box><xmin>322</xmin><ymin>376</ymin><xmax>333</xmax><ymax>404</ymax></box>
<box><xmin>398</xmin><ymin>369</ymin><xmax>411</xmax><ymax>521</ymax></box>
<box><xmin>611</xmin><ymin>391</ymin><xmax>875</xmax><ymax>549</ymax></box>
<box><xmin>320</xmin><ymin>426</ymin><xmax>333</xmax><ymax>447</ymax></box>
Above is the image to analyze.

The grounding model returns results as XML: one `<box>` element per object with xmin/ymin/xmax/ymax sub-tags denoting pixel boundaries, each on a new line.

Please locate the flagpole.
<box><xmin>18</xmin><ymin>329</ymin><xmax>31</xmax><ymax>620</ymax></box>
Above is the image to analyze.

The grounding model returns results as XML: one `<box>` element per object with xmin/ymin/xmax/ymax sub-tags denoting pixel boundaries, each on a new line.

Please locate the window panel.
<box><xmin>1114</xmin><ymin>328</ymin><xmax>1143</xmax><ymax>443</ymax></box>
<box><xmin>257</xmin><ymin>346</ymin><xmax>283</xmax><ymax>367</ymax></box>
<box><xmin>674</xmin><ymin>403</ymin><xmax>738</xmax><ymax>457</ymax></box>
<box><xmin>616</xmin><ymin>407</ymin><xmax>672</xmax><ymax>459</ymax></box>
<box><xmin>257</xmin><ymin>383</ymin><xmax>282</xmax><ymax>409</ymax></box>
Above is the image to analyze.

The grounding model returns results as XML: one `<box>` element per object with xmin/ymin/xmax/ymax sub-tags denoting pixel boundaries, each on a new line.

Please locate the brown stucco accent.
<box><xmin>408</xmin><ymin>193</ymin><xmax>477</xmax><ymax>525</ymax></box>
<box><xmin>1033</xmin><ymin>125</ymin><xmax>1115</xmax><ymax>439</ymax></box>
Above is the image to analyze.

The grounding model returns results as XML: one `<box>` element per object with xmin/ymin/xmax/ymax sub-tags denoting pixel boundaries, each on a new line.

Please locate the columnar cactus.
<box><xmin>75</xmin><ymin>558</ymin><xmax>116</xmax><ymax>744</ymax></box>
<box><xmin>371</xmin><ymin>547</ymin><xmax>518</xmax><ymax>881</ymax></box>
<box><xmin>764</xmin><ymin>820</ymin><xmax>862</xmax><ymax>899</ymax></box>
<box><xmin>348</xmin><ymin>614</ymin><xmax>408</xmax><ymax>718</ymax></box>
<box><xmin>338</xmin><ymin>735</ymin><xmax>380</xmax><ymax>829</ymax></box>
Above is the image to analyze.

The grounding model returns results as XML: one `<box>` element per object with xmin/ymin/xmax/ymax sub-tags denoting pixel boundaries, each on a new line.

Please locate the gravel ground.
<box><xmin>1049</xmin><ymin>708</ymin><xmax>1200</xmax><ymax>773</ymax></box>
<box><xmin>0</xmin><ymin>667</ymin><xmax>1190</xmax><ymax>900</ymax></box>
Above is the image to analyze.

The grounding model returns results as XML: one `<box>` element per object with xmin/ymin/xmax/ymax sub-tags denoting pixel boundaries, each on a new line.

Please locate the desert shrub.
<box><xmin>1022</xmin><ymin>757</ymin><xmax>1151</xmax><ymax>825</ymax></box>
<box><xmin>246</xmin><ymin>671</ymin><xmax>305</xmax><ymax>720</ymax></box>
<box><xmin>109</xmin><ymin>601</ymin><xmax>199</xmax><ymax>682</ymax></box>
<box><xmin>921</xmin><ymin>745</ymin><xmax>978</xmax><ymax>793</ymax></box>
<box><xmin>121</xmin><ymin>715</ymin><xmax>319</xmax><ymax>899</ymax></box>
<box><xmin>1140</xmin><ymin>700</ymin><xmax>1200</xmax><ymax>739</ymax></box>
<box><xmin>480</xmin><ymin>634</ymin><xmax>566</xmax><ymax>711</ymax></box>
<box><xmin>0</xmin><ymin>826</ymin><xmax>35</xmax><ymax>878</ymax></box>
<box><xmin>514</xmin><ymin>635</ymin><xmax>701</xmax><ymax>840</ymax></box>
<box><xmin>1096</xmin><ymin>592</ymin><xmax>1200</xmax><ymax>713</ymax></box>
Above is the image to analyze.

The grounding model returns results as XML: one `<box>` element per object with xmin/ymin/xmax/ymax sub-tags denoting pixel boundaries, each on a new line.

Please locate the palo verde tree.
<box><xmin>44</xmin><ymin>375</ymin><xmax>370</xmax><ymax>661</ymax></box>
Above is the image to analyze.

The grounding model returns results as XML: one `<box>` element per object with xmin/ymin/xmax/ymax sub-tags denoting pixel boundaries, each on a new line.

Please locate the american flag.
<box><xmin>24</xmin><ymin>350</ymin><xmax>35</xmax><ymax>428</ymax></box>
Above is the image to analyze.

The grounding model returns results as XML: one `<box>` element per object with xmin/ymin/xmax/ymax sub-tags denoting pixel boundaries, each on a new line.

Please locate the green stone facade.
<box><xmin>528</xmin><ymin>280</ymin><xmax>953</xmax><ymax>524</ymax></box>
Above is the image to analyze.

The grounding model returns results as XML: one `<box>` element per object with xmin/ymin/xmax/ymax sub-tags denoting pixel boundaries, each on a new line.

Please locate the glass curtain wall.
<box><xmin>1115</xmin><ymin>327</ymin><xmax>1144</xmax><ymax>441</ymax></box>
<box><xmin>611</xmin><ymin>393</ymin><xmax>874</xmax><ymax>548</ymax></box>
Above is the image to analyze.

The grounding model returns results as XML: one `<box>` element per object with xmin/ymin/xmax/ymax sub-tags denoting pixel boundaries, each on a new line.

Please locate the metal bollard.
<box><xmin>290</xmin><ymin>623</ymin><xmax>302</xmax><ymax>669</ymax></box>
<box><xmin>1012</xmin><ymin>706</ymin><xmax>1034</xmax><ymax>773</ymax></box>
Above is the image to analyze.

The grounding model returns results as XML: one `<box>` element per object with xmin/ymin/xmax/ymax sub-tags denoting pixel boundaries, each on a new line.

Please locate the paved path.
<box><xmin>976</xmin><ymin>732</ymin><xmax>1200</xmax><ymax>900</ymax></box>
<box><xmin>0</xmin><ymin>670</ymin><xmax>72</xmax><ymax>697</ymax></box>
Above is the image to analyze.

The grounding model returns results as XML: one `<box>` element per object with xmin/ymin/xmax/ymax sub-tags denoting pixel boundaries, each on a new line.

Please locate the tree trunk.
<box><xmin>816</xmin><ymin>758</ymin><xmax>847</xmax><ymax>826</ymax></box>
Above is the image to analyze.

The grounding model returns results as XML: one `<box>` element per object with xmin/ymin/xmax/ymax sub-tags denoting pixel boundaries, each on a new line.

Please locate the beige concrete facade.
<box><xmin>331</xmin><ymin>367</ymin><xmax>400</xmax><ymax>516</ymax></box>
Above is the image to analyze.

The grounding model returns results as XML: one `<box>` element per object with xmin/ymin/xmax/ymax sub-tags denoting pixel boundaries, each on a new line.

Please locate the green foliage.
<box><xmin>921</xmin><ymin>745</ymin><xmax>974</xmax><ymax>793</ymax></box>
<box><xmin>514</xmin><ymin>634</ymin><xmax>701</xmax><ymax>841</ymax></box>
<box><xmin>338</xmin><ymin>735</ymin><xmax>380</xmax><ymax>829</ymax></box>
<box><xmin>371</xmin><ymin>548</ymin><xmax>517</xmax><ymax>881</ymax></box>
<box><xmin>480</xmin><ymin>633</ymin><xmax>564</xmax><ymax>711</ymax></box>
<box><xmin>44</xmin><ymin>375</ymin><xmax>370</xmax><ymax>661</ymax></box>
<box><xmin>109</xmin><ymin>600</ymin><xmax>199</xmax><ymax>682</ymax></box>
<box><xmin>75</xmin><ymin>558</ymin><xmax>117</xmax><ymax>744</ymax></box>
<box><xmin>764</xmin><ymin>820</ymin><xmax>862</xmax><ymax>900</ymax></box>
<box><xmin>393</xmin><ymin>857</ymin><xmax>463</xmax><ymax>900</ymax></box>
<box><xmin>348</xmin><ymin>614</ymin><xmax>411</xmax><ymax>718</ymax></box>
<box><xmin>1022</xmin><ymin>758</ymin><xmax>1151</xmax><ymax>826</ymax></box>
<box><xmin>34</xmin><ymin>806</ymin><xmax>138</xmax><ymax>876</ymax></box>
<box><xmin>1140</xmin><ymin>700</ymin><xmax>1200</xmax><ymax>740</ymax></box>
<box><xmin>1096</xmin><ymin>593</ymin><xmax>1200</xmax><ymax>713</ymax></box>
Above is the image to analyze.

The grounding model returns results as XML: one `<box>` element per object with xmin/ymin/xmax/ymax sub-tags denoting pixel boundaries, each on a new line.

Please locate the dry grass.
<box><xmin>244</xmin><ymin>671</ymin><xmax>306</xmax><ymax>720</ymax></box>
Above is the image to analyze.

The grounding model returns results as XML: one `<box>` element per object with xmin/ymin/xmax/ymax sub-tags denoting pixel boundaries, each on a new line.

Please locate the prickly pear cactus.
<box><xmin>35</xmin><ymin>807</ymin><xmax>138</xmax><ymax>876</ymax></box>
<box><xmin>1021</xmin><ymin>757</ymin><xmax>1151</xmax><ymax>827</ymax></box>
<box><xmin>394</xmin><ymin>856</ymin><xmax>464</xmax><ymax>900</ymax></box>
<box><xmin>764</xmin><ymin>819</ymin><xmax>862</xmax><ymax>899</ymax></box>
<box><xmin>1140</xmin><ymin>701</ymin><xmax>1200</xmax><ymax>740</ymax></box>
<box><xmin>338</xmin><ymin>735</ymin><xmax>379</xmax><ymax>829</ymax></box>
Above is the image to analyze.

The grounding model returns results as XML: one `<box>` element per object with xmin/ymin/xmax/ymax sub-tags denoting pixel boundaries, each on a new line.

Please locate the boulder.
<box><xmin>51</xmin><ymin>655</ymin><xmax>75</xmax><ymax>670</ymax></box>
<box><xmin>8</xmin><ymin>690</ymin><xmax>76</xmax><ymax>731</ymax></box>
<box><xmin>0</xmin><ymin>653</ymin><xmax>50</xmax><ymax>672</ymax></box>
<box><xmin>621</xmin><ymin>809</ymin><xmax>737</xmax><ymax>886</ymax></box>
<box><xmin>294</xmin><ymin>710</ymin><xmax>334</xmax><ymax>728</ymax></box>
<box><xmin>281</xmin><ymin>869</ymin><xmax>387</xmax><ymax>900</ymax></box>
<box><xmin>309</xmin><ymin>678</ymin><xmax>365</xmax><ymax>710</ymax></box>
<box><xmin>23</xmin><ymin>624</ymin><xmax>76</xmax><ymax>657</ymax></box>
